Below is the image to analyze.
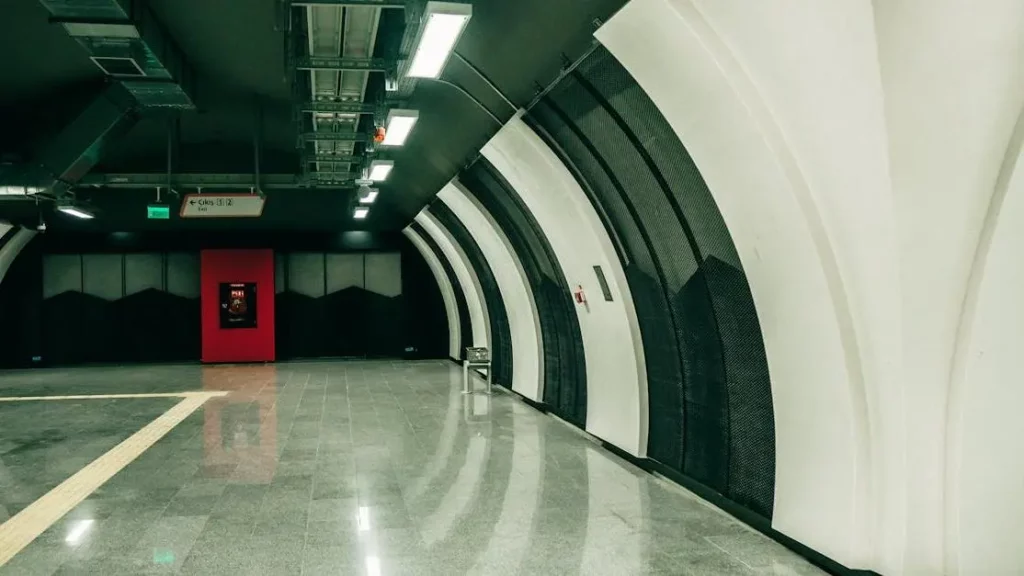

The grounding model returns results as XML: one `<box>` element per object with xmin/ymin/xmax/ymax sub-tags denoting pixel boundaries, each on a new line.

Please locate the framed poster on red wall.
<box><xmin>219</xmin><ymin>282</ymin><xmax>257</xmax><ymax>329</ymax></box>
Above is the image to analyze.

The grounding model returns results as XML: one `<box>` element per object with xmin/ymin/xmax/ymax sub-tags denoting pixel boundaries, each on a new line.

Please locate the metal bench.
<box><xmin>462</xmin><ymin>347</ymin><xmax>492</xmax><ymax>395</ymax></box>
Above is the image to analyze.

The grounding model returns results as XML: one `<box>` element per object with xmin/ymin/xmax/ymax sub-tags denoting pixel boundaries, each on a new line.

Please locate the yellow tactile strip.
<box><xmin>0</xmin><ymin>392</ymin><xmax>224</xmax><ymax>402</ymax></box>
<box><xmin>0</xmin><ymin>391</ymin><xmax>228</xmax><ymax>567</ymax></box>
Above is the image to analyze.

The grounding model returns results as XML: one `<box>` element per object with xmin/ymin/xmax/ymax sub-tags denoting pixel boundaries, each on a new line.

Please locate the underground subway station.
<box><xmin>0</xmin><ymin>0</ymin><xmax>1022</xmax><ymax>575</ymax></box>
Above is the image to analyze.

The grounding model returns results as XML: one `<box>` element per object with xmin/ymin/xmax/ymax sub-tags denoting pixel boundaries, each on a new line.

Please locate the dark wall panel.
<box><xmin>580</xmin><ymin>53</ymin><xmax>775</xmax><ymax>511</ymax></box>
<box><xmin>460</xmin><ymin>160</ymin><xmax>587</xmax><ymax>427</ymax></box>
<box><xmin>36</xmin><ymin>251</ymin><xmax>201</xmax><ymax>366</ymax></box>
<box><xmin>274</xmin><ymin>249</ymin><xmax>444</xmax><ymax>361</ymax></box>
<box><xmin>525</xmin><ymin>45</ymin><xmax>775</xmax><ymax>519</ymax></box>
<box><xmin>0</xmin><ymin>238</ymin><xmax>43</xmax><ymax>368</ymax></box>
<box><xmin>400</xmin><ymin>238</ymin><xmax>449</xmax><ymax>359</ymax></box>
<box><xmin>428</xmin><ymin>202</ymin><xmax>513</xmax><ymax>388</ymax></box>
<box><xmin>0</xmin><ymin>232</ymin><xmax>449</xmax><ymax>368</ymax></box>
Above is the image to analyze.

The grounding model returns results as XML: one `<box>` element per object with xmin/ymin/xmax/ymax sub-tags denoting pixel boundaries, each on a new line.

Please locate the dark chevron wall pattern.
<box><xmin>274</xmin><ymin>251</ymin><xmax>406</xmax><ymax>359</ymax></box>
<box><xmin>41</xmin><ymin>252</ymin><xmax>201</xmax><ymax>365</ymax></box>
<box><xmin>0</xmin><ymin>240</ymin><xmax>448</xmax><ymax>367</ymax></box>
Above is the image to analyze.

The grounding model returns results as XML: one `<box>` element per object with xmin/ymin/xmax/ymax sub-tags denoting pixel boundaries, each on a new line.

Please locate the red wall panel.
<box><xmin>200</xmin><ymin>249</ymin><xmax>275</xmax><ymax>363</ymax></box>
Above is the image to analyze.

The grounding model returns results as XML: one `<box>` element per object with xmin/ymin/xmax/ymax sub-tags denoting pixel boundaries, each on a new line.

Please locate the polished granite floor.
<box><xmin>0</xmin><ymin>361</ymin><xmax>825</xmax><ymax>575</ymax></box>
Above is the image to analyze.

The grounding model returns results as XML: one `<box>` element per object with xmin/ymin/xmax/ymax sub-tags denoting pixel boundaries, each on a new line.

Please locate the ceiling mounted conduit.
<box><xmin>286</xmin><ymin>0</ymin><xmax>472</xmax><ymax>221</ymax></box>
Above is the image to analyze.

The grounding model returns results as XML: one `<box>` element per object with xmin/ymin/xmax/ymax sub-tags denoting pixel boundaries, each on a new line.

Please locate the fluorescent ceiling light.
<box><xmin>354</xmin><ymin>206</ymin><xmax>370</xmax><ymax>219</ymax></box>
<box><xmin>407</xmin><ymin>2</ymin><xmax>472</xmax><ymax>79</ymax></box>
<box><xmin>57</xmin><ymin>205</ymin><xmax>95</xmax><ymax>219</ymax></box>
<box><xmin>358</xmin><ymin>187</ymin><xmax>379</xmax><ymax>204</ymax></box>
<box><xmin>0</xmin><ymin>186</ymin><xmax>44</xmax><ymax>195</ymax></box>
<box><xmin>380</xmin><ymin>109</ymin><xmax>419</xmax><ymax>147</ymax></box>
<box><xmin>367</xmin><ymin>160</ymin><xmax>394</xmax><ymax>182</ymax></box>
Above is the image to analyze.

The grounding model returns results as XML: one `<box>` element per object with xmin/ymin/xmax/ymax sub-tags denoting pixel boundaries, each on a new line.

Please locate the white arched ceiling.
<box><xmin>481</xmin><ymin>115</ymin><xmax>649</xmax><ymax>457</ymax></box>
<box><xmin>599</xmin><ymin>0</ymin><xmax>1024</xmax><ymax>573</ymax></box>
<box><xmin>403</xmin><ymin>227</ymin><xmax>461</xmax><ymax>359</ymax></box>
<box><xmin>438</xmin><ymin>180</ymin><xmax>545</xmax><ymax>402</ymax></box>
<box><xmin>415</xmin><ymin>209</ymin><xmax>489</xmax><ymax>350</ymax></box>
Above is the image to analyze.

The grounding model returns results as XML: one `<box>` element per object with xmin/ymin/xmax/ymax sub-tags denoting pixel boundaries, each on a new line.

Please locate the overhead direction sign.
<box><xmin>180</xmin><ymin>194</ymin><xmax>265</xmax><ymax>218</ymax></box>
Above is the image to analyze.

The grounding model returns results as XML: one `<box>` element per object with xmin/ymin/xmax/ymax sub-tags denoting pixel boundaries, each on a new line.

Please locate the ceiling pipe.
<box><xmin>76</xmin><ymin>173</ymin><xmax>359</xmax><ymax>189</ymax></box>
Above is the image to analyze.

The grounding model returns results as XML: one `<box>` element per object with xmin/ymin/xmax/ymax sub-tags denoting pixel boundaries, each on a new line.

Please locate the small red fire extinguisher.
<box><xmin>573</xmin><ymin>284</ymin><xmax>587</xmax><ymax>305</ymax></box>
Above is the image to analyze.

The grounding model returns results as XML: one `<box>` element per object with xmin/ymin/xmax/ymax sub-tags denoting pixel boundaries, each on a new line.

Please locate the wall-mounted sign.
<box><xmin>147</xmin><ymin>204</ymin><xmax>170</xmax><ymax>219</ymax></box>
<box><xmin>180</xmin><ymin>194</ymin><xmax>265</xmax><ymax>218</ymax></box>
<box><xmin>219</xmin><ymin>282</ymin><xmax>257</xmax><ymax>329</ymax></box>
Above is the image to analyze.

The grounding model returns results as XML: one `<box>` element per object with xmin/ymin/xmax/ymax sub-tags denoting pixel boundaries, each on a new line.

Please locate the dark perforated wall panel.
<box><xmin>35</xmin><ymin>251</ymin><xmax>201</xmax><ymax>365</ymax></box>
<box><xmin>460</xmin><ymin>160</ymin><xmax>587</xmax><ymax>427</ymax></box>
<box><xmin>400</xmin><ymin>239</ymin><xmax>449</xmax><ymax>360</ymax></box>
<box><xmin>524</xmin><ymin>45</ymin><xmax>775</xmax><ymax>518</ymax></box>
<box><xmin>526</xmin><ymin>100</ymin><xmax>688</xmax><ymax>471</ymax></box>
<box><xmin>428</xmin><ymin>202</ymin><xmax>514</xmax><ymax>388</ymax></box>
<box><xmin>275</xmin><ymin>252</ymin><xmax>409</xmax><ymax>359</ymax></box>
<box><xmin>409</xmin><ymin>221</ymin><xmax>472</xmax><ymax>360</ymax></box>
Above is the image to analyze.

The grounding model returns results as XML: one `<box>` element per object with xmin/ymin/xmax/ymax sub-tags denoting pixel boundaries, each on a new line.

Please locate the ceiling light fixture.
<box><xmin>406</xmin><ymin>2</ymin><xmax>473</xmax><ymax>79</ymax></box>
<box><xmin>380</xmin><ymin>109</ymin><xmax>420</xmax><ymax>147</ymax></box>
<box><xmin>57</xmin><ymin>205</ymin><xmax>95</xmax><ymax>220</ymax></box>
<box><xmin>354</xmin><ymin>206</ymin><xmax>370</xmax><ymax>219</ymax></box>
<box><xmin>367</xmin><ymin>160</ymin><xmax>394</xmax><ymax>182</ymax></box>
<box><xmin>358</xmin><ymin>186</ymin><xmax>379</xmax><ymax>204</ymax></box>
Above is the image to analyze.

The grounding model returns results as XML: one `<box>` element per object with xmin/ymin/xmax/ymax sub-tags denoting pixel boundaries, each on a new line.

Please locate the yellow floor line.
<box><xmin>0</xmin><ymin>391</ymin><xmax>229</xmax><ymax>402</ymax></box>
<box><xmin>0</xmin><ymin>393</ymin><xmax>221</xmax><ymax>567</ymax></box>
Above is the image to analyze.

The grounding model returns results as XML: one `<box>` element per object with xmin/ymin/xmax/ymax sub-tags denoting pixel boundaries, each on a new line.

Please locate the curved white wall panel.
<box><xmin>600</xmin><ymin>0</ymin><xmax>1024</xmax><ymax>572</ymax></box>
<box><xmin>955</xmin><ymin>111</ymin><xmax>1024</xmax><ymax>575</ymax></box>
<box><xmin>438</xmin><ymin>181</ymin><xmax>545</xmax><ymax>401</ymax></box>
<box><xmin>874</xmin><ymin>2</ymin><xmax>1024</xmax><ymax>573</ymax></box>
<box><xmin>597</xmin><ymin>0</ymin><xmax>867</xmax><ymax>566</ymax></box>
<box><xmin>403</xmin><ymin>227</ymin><xmax>461</xmax><ymax>359</ymax></box>
<box><xmin>415</xmin><ymin>209</ymin><xmax>489</xmax><ymax>350</ymax></box>
<box><xmin>482</xmin><ymin>116</ymin><xmax>648</xmax><ymax>456</ymax></box>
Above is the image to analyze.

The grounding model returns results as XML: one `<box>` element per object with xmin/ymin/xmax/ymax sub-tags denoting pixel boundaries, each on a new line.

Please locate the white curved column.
<box><xmin>482</xmin><ymin>116</ymin><xmax>648</xmax><ymax>456</ymax></box>
<box><xmin>415</xmin><ymin>209</ymin><xmax>489</xmax><ymax>350</ymax></box>
<box><xmin>0</xmin><ymin>227</ymin><xmax>35</xmax><ymax>286</ymax></box>
<box><xmin>403</xmin><ymin>226</ymin><xmax>461</xmax><ymax>359</ymax></box>
<box><xmin>437</xmin><ymin>180</ymin><xmax>544</xmax><ymax>401</ymax></box>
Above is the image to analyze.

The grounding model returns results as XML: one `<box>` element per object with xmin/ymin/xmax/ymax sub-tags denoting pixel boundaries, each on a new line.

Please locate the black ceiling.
<box><xmin>0</xmin><ymin>0</ymin><xmax>626</xmax><ymax>232</ymax></box>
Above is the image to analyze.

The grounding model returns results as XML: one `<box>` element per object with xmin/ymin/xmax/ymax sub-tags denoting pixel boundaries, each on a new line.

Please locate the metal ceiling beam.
<box><xmin>76</xmin><ymin>173</ymin><xmax>356</xmax><ymax>189</ymax></box>
<box><xmin>295</xmin><ymin>57</ymin><xmax>394</xmax><ymax>72</ymax></box>
<box><xmin>291</xmin><ymin>0</ymin><xmax>408</xmax><ymax>7</ymax></box>
<box><xmin>309</xmin><ymin>172</ymin><xmax>358</xmax><ymax>180</ymax></box>
<box><xmin>301</xmin><ymin>101</ymin><xmax>378</xmax><ymax>114</ymax></box>
<box><xmin>299</xmin><ymin>132</ymin><xmax>370</xmax><ymax>142</ymax></box>
<box><xmin>305</xmin><ymin>153</ymin><xmax>363</xmax><ymax>163</ymax></box>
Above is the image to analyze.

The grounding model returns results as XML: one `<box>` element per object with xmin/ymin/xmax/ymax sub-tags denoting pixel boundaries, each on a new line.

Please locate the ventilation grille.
<box><xmin>90</xmin><ymin>56</ymin><xmax>146</xmax><ymax>77</ymax></box>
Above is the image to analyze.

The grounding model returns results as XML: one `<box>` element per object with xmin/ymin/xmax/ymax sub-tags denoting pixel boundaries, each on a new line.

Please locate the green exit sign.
<box><xmin>147</xmin><ymin>205</ymin><xmax>170</xmax><ymax>219</ymax></box>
